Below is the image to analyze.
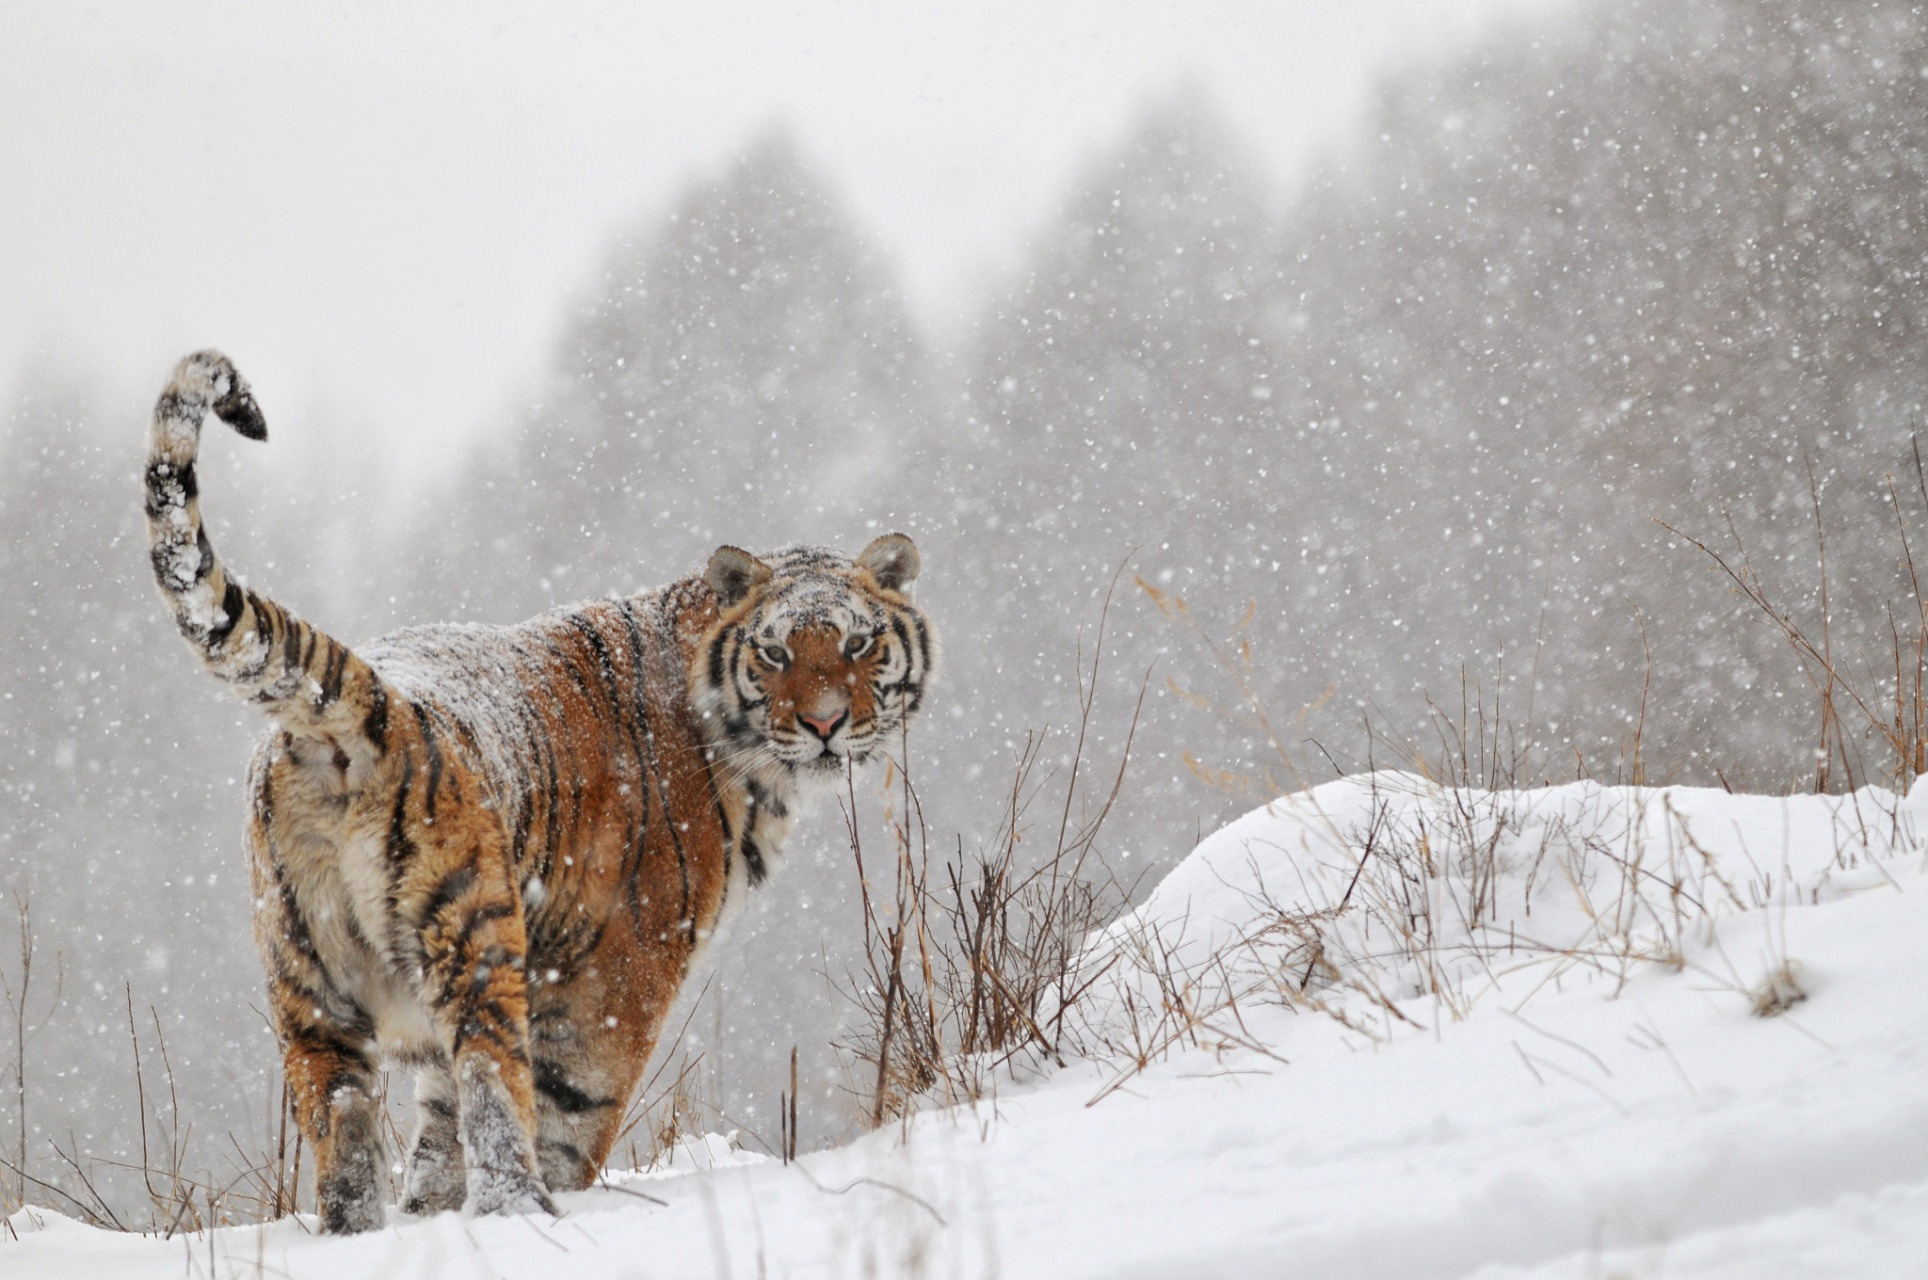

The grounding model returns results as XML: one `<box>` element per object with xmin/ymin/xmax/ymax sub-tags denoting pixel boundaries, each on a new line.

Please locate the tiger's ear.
<box><xmin>857</xmin><ymin>533</ymin><xmax>921</xmax><ymax>593</ymax></box>
<box><xmin>705</xmin><ymin>546</ymin><xmax>773</xmax><ymax>608</ymax></box>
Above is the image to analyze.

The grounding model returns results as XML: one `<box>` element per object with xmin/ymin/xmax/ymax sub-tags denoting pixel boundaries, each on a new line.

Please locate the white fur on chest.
<box><xmin>681</xmin><ymin>763</ymin><xmax>818</xmax><ymax>979</ymax></box>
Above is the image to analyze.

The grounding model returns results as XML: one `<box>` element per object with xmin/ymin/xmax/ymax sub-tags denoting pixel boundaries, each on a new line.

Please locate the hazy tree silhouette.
<box><xmin>415</xmin><ymin>130</ymin><xmax>936</xmax><ymax>624</ymax></box>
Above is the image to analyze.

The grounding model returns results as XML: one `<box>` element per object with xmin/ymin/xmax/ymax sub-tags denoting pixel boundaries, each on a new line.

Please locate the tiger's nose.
<box><xmin>799</xmin><ymin>710</ymin><xmax>847</xmax><ymax>741</ymax></box>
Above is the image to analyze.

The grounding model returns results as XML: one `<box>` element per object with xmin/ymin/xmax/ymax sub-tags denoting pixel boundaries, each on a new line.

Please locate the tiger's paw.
<box><xmin>319</xmin><ymin>1191</ymin><xmax>386</xmax><ymax>1235</ymax></box>
<box><xmin>400</xmin><ymin>1128</ymin><xmax>467</xmax><ymax>1215</ymax></box>
<box><xmin>400</xmin><ymin>1175</ymin><xmax>466</xmax><ymax>1217</ymax></box>
<box><xmin>455</xmin><ymin>1055</ymin><xmax>560</xmax><ymax>1219</ymax></box>
<box><xmin>465</xmin><ymin>1170</ymin><xmax>560</xmax><ymax>1220</ymax></box>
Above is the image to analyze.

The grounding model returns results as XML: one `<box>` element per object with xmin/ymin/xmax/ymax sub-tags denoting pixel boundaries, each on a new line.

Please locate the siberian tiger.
<box><xmin>142</xmin><ymin>350</ymin><xmax>935</xmax><ymax>1232</ymax></box>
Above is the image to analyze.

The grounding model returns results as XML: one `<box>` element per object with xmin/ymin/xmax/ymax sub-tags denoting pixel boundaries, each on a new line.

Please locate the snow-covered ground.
<box><xmin>9</xmin><ymin>773</ymin><xmax>1928</xmax><ymax>1278</ymax></box>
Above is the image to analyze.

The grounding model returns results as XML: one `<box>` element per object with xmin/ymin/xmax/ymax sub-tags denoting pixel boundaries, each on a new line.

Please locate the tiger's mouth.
<box><xmin>791</xmin><ymin>738</ymin><xmax>861</xmax><ymax>769</ymax></box>
<box><xmin>771</xmin><ymin>728</ymin><xmax>882</xmax><ymax>774</ymax></box>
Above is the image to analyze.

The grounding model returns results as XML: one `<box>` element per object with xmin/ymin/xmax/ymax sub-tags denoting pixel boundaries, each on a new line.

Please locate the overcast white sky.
<box><xmin>1</xmin><ymin>0</ymin><xmax>1558</xmax><ymax>473</ymax></box>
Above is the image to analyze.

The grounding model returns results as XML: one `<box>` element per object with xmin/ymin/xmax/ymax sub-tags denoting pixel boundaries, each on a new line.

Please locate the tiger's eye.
<box><xmin>844</xmin><ymin>632</ymin><xmax>874</xmax><ymax>659</ymax></box>
<box><xmin>759</xmin><ymin>643</ymin><xmax>789</xmax><ymax>668</ymax></box>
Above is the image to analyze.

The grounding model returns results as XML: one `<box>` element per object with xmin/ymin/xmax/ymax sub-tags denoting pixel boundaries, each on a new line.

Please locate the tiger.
<box><xmin>142</xmin><ymin>350</ymin><xmax>936</xmax><ymax>1232</ymax></box>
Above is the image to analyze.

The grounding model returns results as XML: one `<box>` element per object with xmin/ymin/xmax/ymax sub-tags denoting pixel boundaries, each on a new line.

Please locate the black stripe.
<box><xmin>276</xmin><ymin>878</ymin><xmax>319</xmax><ymax>960</ymax></box>
<box><xmin>532</xmin><ymin>1062</ymin><xmax>616</xmax><ymax>1114</ymax></box>
<box><xmin>247</xmin><ymin>598</ymin><xmax>284</xmax><ymax>678</ymax></box>
<box><xmin>888</xmin><ymin>615</ymin><xmax>915</xmax><ymax>671</ymax></box>
<box><xmin>317</xmin><ymin>639</ymin><xmax>348</xmax><ymax>707</ymax></box>
<box><xmin>297</xmin><ymin>622</ymin><xmax>319</xmax><ymax>678</ymax></box>
<box><xmin>386</xmin><ymin>767</ymin><xmax>415</xmax><ymax>870</ymax></box>
<box><xmin>412</xmin><ymin>702</ymin><xmax>445</xmax><ymax>818</ymax></box>
<box><xmin>745</xmin><ymin>776</ymin><xmax>786</xmax><ymax>820</ymax></box>
<box><xmin>908</xmin><ymin>610</ymin><xmax>932</xmax><ymax>674</ymax></box>
<box><xmin>193</xmin><ymin>527</ymin><xmax>216</xmax><ymax>582</ymax></box>
<box><xmin>267</xmin><ymin>963</ymin><xmax>340</xmax><ymax>1019</ymax></box>
<box><xmin>418</xmin><ymin>866</ymin><xmax>478</xmax><ymax>927</ymax></box>
<box><xmin>539</xmin><ymin>634</ymin><xmax>597</xmax><ymax>701</ymax></box>
<box><xmin>293</xmin><ymin>1025</ymin><xmax>373</xmax><ymax>1065</ymax></box>
<box><xmin>364</xmin><ymin>680</ymin><xmax>389</xmax><ymax>750</ymax></box>
<box><xmin>280</xmin><ymin>609</ymin><xmax>302</xmax><ymax>673</ymax></box>
<box><xmin>566</xmin><ymin>615</ymin><xmax>620</xmax><ymax>698</ymax></box>
<box><xmin>706</xmin><ymin>628</ymin><xmax>730</xmax><ymax>693</ymax></box>
<box><xmin>716</xmin><ymin>795</ymin><xmax>734</xmax><ymax>903</ymax></box>
<box><xmin>888</xmin><ymin>614</ymin><xmax>928</xmax><ymax>712</ymax></box>
<box><xmin>446</xmin><ymin>902</ymin><xmax>516</xmax><ymax>963</ymax></box>
<box><xmin>205</xmin><ymin>576</ymin><xmax>246</xmax><ymax>648</ymax></box>
<box><xmin>231</xmin><ymin>592</ymin><xmax>273</xmax><ymax>679</ymax></box>
<box><xmin>454</xmin><ymin>1011</ymin><xmax>512</xmax><ymax>1056</ymax></box>
<box><xmin>531</xmin><ymin>915</ymin><xmax>608</xmax><ymax>975</ymax></box>
<box><xmin>534</xmin><ymin>635</ymin><xmax>593</xmax><ymax>845</ymax></box>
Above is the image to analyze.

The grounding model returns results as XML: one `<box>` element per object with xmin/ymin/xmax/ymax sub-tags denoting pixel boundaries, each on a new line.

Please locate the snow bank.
<box><xmin>1070</xmin><ymin>772</ymin><xmax>1923</xmax><ymax>1075</ymax></box>
<box><xmin>8</xmin><ymin>774</ymin><xmax>1928</xmax><ymax>1278</ymax></box>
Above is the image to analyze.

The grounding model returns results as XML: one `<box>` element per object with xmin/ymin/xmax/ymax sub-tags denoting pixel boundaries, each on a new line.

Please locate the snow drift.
<box><xmin>9</xmin><ymin>773</ymin><xmax>1928</xmax><ymax>1278</ymax></box>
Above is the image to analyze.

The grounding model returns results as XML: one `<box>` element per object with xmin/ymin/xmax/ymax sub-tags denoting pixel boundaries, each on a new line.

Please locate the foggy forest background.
<box><xmin>6</xmin><ymin>0</ymin><xmax>1928</xmax><ymax>1211</ymax></box>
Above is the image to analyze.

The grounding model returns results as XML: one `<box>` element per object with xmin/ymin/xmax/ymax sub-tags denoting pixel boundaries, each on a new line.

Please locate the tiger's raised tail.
<box><xmin>144</xmin><ymin>350</ymin><xmax>390</xmax><ymax>752</ymax></box>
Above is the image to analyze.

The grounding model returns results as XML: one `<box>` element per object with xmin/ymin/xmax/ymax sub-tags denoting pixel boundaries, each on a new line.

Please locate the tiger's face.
<box><xmin>695</xmin><ymin>535</ymin><xmax>935</xmax><ymax>784</ymax></box>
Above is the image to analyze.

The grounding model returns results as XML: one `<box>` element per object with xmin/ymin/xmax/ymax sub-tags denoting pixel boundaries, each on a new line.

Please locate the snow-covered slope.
<box><xmin>9</xmin><ymin>774</ymin><xmax>1928</xmax><ymax>1278</ymax></box>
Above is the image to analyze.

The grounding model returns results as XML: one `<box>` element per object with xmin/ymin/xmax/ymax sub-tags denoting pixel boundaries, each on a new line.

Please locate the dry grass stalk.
<box><xmin>838</xmin><ymin>572</ymin><xmax>1146</xmax><ymax>1126</ymax></box>
<box><xmin>1661</xmin><ymin>441</ymin><xmax>1928</xmax><ymax>794</ymax></box>
<box><xmin>1</xmin><ymin>888</ymin><xmax>63</xmax><ymax>1223</ymax></box>
<box><xmin>0</xmin><ymin>956</ymin><xmax>315</xmax><ymax>1235</ymax></box>
<box><xmin>608</xmin><ymin>987</ymin><xmax>721</xmax><ymax>1173</ymax></box>
<box><xmin>779</xmin><ymin>1045</ymin><xmax>798</xmax><ymax>1165</ymax></box>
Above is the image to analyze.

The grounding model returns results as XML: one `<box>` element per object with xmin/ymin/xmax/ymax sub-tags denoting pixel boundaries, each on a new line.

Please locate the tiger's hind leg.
<box><xmin>400</xmin><ymin>1059</ymin><xmax>465</xmax><ymax>1215</ymax></box>
<box><xmin>281</xmin><ymin>1029</ymin><xmax>386</xmax><ymax>1234</ymax></box>
<box><xmin>256</xmin><ymin>832</ymin><xmax>388</xmax><ymax>1233</ymax></box>
<box><xmin>411</xmin><ymin>834</ymin><xmax>557</xmax><ymax>1218</ymax></box>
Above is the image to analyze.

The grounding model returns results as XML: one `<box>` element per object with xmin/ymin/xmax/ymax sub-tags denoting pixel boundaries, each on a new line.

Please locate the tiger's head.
<box><xmin>694</xmin><ymin>534</ymin><xmax>936</xmax><ymax>786</ymax></box>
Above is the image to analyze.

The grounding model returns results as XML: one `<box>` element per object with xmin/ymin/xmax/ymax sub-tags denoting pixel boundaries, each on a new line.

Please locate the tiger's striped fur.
<box><xmin>142</xmin><ymin>351</ymin><xmax>936</xmax><ymax>1231</ymax></box>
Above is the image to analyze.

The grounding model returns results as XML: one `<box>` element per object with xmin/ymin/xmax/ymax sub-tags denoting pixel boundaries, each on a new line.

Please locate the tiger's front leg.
<box><xmin>413</xmin><ymin>847</ymin><xmax>558</xmax><ymax>1219</ymax></box>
